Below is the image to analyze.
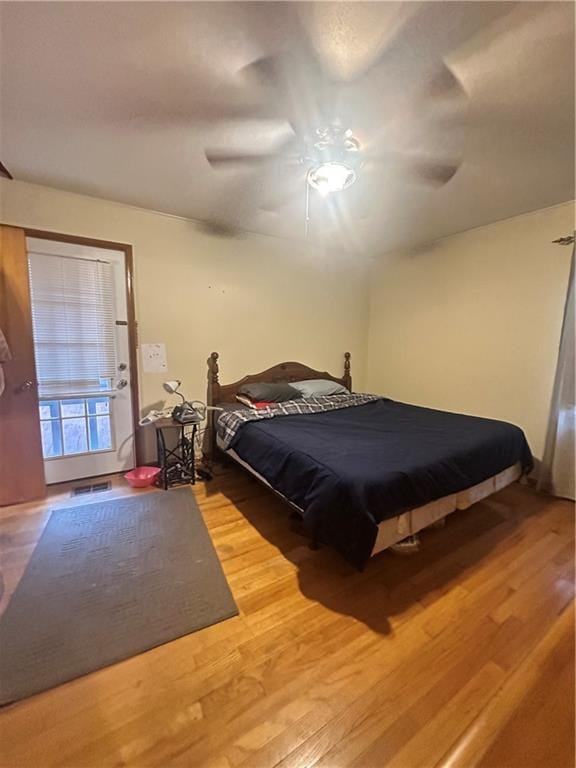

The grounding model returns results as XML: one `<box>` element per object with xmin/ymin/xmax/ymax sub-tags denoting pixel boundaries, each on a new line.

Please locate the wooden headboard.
<box><xmin>207</xmin><ymin>352</ymin><xmax>351</xmax><ymax>406</ymax></box>
<box><xmin>204</xmin><ymin>352</ymin><xmax>351</xmax><ymax>461</ymax></box>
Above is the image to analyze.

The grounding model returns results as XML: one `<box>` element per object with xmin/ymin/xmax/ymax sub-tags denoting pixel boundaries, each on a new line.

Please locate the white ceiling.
<box><xmin>1</xmin><ymin>1</ymin><xmax>574</xmax><ymax>254</ymax></box>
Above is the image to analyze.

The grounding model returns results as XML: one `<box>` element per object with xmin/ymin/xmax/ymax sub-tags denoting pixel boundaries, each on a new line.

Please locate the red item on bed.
<box><xmin>236</xmin><ymin>394</ymin><xmax>274</xmax><ymax>410</ymax></box>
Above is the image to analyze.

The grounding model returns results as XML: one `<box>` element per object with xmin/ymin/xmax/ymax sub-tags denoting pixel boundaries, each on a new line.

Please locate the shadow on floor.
<box><xmin>206</xmin><ymin>466</ymin><xmax>550</xmax><ymax>634</ymax></box>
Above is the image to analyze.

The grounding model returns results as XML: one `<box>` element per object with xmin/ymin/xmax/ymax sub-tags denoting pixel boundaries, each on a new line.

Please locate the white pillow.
<box><xmin>292</xmin><ymin>379</ymin><xmax>350</xmax><ymax>397</ymax></box>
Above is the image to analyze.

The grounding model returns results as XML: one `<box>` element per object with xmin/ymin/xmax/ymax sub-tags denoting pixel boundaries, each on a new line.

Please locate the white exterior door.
<box><xmin>27</xmin><ymin>237</ymin><xmax>136</xmax><ymax>484</ymax></box>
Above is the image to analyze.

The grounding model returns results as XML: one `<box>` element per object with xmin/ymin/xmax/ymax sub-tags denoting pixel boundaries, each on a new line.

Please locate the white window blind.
<box><xmin>28</xmin><ymin>252</ymin><xmax>117</xmax><ymax>397</ymax></box>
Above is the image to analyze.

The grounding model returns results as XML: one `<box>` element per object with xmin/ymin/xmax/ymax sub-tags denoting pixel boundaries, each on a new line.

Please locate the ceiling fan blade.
<box><xmin>345</xmin><ymin>2</ymin><xmax>517</xmax><ymax>85</ymax></box>
<box><xmin>205</xmin><ymin>151</ymin><xmax>280</xmax><ymax>168</ymax></box>
<box><xmin>301</xmin><ymin>3</ymin><xmax>511</xmax><ymax>139</ymax></box>
<box><xmin>206</xmin><ymin>130</ymin><xmax>302</xmax><ymax>170</ymax></box>
<box><xmin>243</xmin><ymin>55</ymin><xmax>281</xmax><ymax>92</ymax></box>
<box><xmin>243</xmin><ymin>54</ymin><xmax>296</xmax><ymax>128</ymax></box>
<box><xmin>127</xmin><ymin>107</ymin><xmax>283</xmax><ymax>130</ymax></box>
<box><xmin>422</xmin><ymin>65</ymin><xmax>467</xmax><ymax>104</ymax></box>
<box><xmin>242</xmin><ymin>49</ymin><xmax>335</xmax><ymax>138</ymax></box>
<box><xmin>367</xmin><ymin>151</ymin><xmax>460</xmax><ymax>187</ymax></box>
<box><xmin>206</xmin><ymin>148</ymin><xmax>302</xmax><ymax>172</ymax></box>
<box><xmin>108</xmin><ymin>53</ymin><xmax>287</xmax><ymax>129</ymax></box>
<box><xmin>411</xmin><ymin>159</ymin><xmax>460</xmax><ymax>186</ymax></box>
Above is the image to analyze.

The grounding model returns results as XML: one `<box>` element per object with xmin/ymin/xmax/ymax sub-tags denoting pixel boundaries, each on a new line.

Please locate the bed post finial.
<box><xmin>209</xmin><ymin>351</ymin><xmax>219</xmax><ymax>385</ymax></box>
<box><xmin>206</xmin><ymin>353</ymin><xmax>220</xmax><ymax>461</ymax></box>
<box><xmin>344</xmin><ymin>352</ymin><xmax>351</xmax><ymax>391</ymax></box>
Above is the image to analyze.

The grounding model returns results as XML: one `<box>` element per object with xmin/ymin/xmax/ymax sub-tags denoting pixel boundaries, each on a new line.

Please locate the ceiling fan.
<box><xmin>204</xmin><ymin>47</ymin><xmax>466</xmax><ymax>232</ymax></box>
<box><xmin>107</xmin><ymin>2</ymin><xmax>523</xmax><ymax>238</ymax></box>
<box><xmin>209</xmin><ymin>122</ymin><xmax>362</xmax><ymax>194</ymax></box>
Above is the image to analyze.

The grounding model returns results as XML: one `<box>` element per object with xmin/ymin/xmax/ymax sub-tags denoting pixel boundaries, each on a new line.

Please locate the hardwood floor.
<box><xmin>0</xmin><ymin>467</ymin><xmax>573</xmax><ymax>768</ymax></box>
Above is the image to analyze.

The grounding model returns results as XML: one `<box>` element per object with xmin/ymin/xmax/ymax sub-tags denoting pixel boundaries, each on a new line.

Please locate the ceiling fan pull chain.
<box><xmin>305</xmin><ymin>174</ymin><xmax>311</xmax><ymax>238</ymax></box>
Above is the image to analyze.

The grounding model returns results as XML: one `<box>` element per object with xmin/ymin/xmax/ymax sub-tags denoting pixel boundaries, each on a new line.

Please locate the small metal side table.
<box><xmin>154</xmin><ymin>418</ymin><xmax>198</xmax><ymax>490</ymax></box>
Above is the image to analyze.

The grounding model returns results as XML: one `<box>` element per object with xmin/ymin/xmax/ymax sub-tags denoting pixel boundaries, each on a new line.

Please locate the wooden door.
<box><xmin>0</xmin><ymin>225</ymin><xmax>46</xmax><ymax>505</ymax></box>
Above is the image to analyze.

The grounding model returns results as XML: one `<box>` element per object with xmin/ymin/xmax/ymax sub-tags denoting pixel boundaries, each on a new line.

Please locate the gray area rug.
<box><xmin>0</xmin><ymin>489</ymin><xmax>238</xmax><ymax>704</ymax></box>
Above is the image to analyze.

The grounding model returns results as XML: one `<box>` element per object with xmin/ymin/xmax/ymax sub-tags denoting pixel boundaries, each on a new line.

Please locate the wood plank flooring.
<box><xmin>0</xmin><ymin>467</ymin><xmax>573</xmax><ymax>768</ymax></box>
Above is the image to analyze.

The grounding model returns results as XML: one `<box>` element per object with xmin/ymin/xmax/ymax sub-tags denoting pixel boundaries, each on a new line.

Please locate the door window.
<box><xmin>39</xmin><ymin>394</ymin><xmax>113</xmax><ymax>459</ymax></box>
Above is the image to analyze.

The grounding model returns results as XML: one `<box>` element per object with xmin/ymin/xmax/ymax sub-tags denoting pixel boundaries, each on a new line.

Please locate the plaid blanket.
<box><xmin>217</xmin><ymin>393</ymin><xmax>381</xmax><ymax>449</ymax></box>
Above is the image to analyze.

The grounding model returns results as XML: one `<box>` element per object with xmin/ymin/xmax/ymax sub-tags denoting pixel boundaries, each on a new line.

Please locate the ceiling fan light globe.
<box><xmin>308</xmin><ymin>162</ymin><xmax>356</xmax><ymax>194</ymax></box>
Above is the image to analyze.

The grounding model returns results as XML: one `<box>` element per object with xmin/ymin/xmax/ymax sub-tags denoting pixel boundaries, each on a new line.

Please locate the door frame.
<box><xmin>23</xmin><ymin>228</ymin><xmax>141</xmax><ymax>465</ymax></box>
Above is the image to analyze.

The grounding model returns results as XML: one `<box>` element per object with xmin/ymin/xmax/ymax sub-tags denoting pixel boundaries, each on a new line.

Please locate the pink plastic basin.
<box><xmin>124</xmin><ymin>466</ymin><xmax>161</xmax><ymax>488</ymax></box>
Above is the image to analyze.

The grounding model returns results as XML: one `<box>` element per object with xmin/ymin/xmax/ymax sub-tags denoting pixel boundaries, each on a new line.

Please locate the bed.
<box><xmin>206</xmin><ymin>352</ymin><xmax>533</xmax><ymax>569</ymax></box>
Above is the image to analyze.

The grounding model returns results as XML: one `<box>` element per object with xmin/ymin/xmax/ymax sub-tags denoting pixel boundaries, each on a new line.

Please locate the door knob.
<box><xmin>117</xmin><ymin>379</ymin><xmax>128</xmax><ymax>389</ymax></box>
<box><xmin>15</xmin><ymin>380</ymin><xmax>35</xmax><ymax>393</ymax></box>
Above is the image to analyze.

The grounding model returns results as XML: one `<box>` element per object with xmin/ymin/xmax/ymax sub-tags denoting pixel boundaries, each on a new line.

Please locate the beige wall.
<box><xmin>0</xmin><ymin>179</ymin><xmax>370</xmax><ymax>424</ymax></box>
<box><xmin>2</xmin><ymin>178</ymin><xmax>572</xmax><ymax>465</ymax></box>
<box><xmin>366</xmin><ymin>201</ymin><xmax>575</xmax><ymax>459</ymax></box>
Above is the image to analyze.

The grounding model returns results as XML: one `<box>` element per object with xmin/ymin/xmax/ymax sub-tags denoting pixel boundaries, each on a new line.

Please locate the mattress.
<box><xmin>216</xmin><ymin>398</ymin><xmax>532</xmax><ymax>568</ymax></box>
<box><xmin>218</xmin><ymin>435</ymin><xmax>521</xmax><ymax>557</ymax></box>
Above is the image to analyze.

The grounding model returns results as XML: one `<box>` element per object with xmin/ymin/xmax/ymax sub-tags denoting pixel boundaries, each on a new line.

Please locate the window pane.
<box><xmin>87</xmin><ymin>397</ymin><xmax>110</xmax><ymax>415</ymax></box>
<box><xmin>99</xmin><ymin>378</ymin><xmax>113</xmax><ymax>391</ymax></box>
<box><xmin>39</xmin><ymin>400</ymin><xmax>59</xmax><ymax>420</ymax></box>
<box><xmin>62</xmin><ymin>418</ymin><xmax>88</xmax><ymax>454</ymax></box>
<box><xmin>88</xmin><ymin>415</ymin><xmax>112</xmax><ymax>451</ymax></box>
<box><xmin>40</xmin><ymin>419</ymin><xmax>62</xmax><ymax>458</ymax></box>
<box><xmin>61</xmin><ymin>399</ymin><xmax>85</xmax><ymax>418</ymax></box>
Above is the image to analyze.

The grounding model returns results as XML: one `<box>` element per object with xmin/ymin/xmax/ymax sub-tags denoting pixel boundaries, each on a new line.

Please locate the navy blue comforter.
<box><xmin>229</xmin><ymin>399</ymin><xmax>533</xmax><ymax>569</ymax></box>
